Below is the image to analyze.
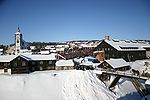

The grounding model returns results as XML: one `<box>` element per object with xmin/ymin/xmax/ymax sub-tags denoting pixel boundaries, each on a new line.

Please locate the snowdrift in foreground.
<box><xmin>0</xmin><ymin>70</ymin><xmax>116</xmax><ymax>100</ymax></box>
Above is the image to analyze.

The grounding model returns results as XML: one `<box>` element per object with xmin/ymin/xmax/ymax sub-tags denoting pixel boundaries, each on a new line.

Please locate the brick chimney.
<box><xmin>104</xmin><ymin>36</ymin><xmax>109</xmax><ymax>40</ymax></box>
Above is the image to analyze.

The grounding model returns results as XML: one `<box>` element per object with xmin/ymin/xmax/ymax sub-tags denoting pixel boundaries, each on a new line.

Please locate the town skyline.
<box><xmin>0</xmin><ymin>0</ymin><xmax>150</xmax><ymax>45</ymax></box>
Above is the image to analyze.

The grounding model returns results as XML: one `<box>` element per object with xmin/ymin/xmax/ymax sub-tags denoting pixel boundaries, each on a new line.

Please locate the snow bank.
<box><xmin>113</xmin><ymin>78</ymin><xmax>141</xmax><ymax>100</ymax></box>
<box><xmin>130</xmin><ymin>59</ymin><xmax>150</xmax><ymax>73</ymax></box>
<box><xmin>0</xmin><ymin>70</ymin><xmax>116</xmax><ymax>100</ymax></box>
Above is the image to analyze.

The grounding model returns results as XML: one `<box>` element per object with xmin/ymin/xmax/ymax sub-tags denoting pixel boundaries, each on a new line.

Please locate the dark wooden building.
<box><xmin>94</xmin><ymin>40</ymin><xmax>148</xmax><ymax>62</ymax></box>
<box><xmin>11</xmin><ymin>56</ymin><xmax>30</xmax><ymax>74</ymax></box>
<box><xmin>0</xmin><ymin>53</ymin><xmax>64</xmax><ymax>74</ymax></box>
<box><xmin>0</xmin><ymin>55</ymin><xmax>16</xmax><ymax>74</ymax></box>
<box><xmin>20</xmin><ymin>54</ymin><xmax>60</xmax><ymax>72</ymax></box>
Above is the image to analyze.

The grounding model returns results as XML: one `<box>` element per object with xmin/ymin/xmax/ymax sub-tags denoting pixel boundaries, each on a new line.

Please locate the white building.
<box><xmin>15</xmin><ymin>27</ymin><xmax>23</xmax><ymax>54</ymax></box>
<box><xmin>15</xmin><ymin>27</ymin><xmax>29</xmax><ymax>54</ymax></box>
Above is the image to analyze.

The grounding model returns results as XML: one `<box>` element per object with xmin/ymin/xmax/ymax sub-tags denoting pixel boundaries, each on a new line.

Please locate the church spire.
<box><xmin>17</xmin><ymin>26</ymin><xmax>20</xmax><ymax>32</ymax></box>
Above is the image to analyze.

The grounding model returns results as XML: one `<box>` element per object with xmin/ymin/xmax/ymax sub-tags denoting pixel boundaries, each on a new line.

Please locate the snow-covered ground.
<box><xmin>113</xmin><ymin>77</ymin><xmax>141</xmax><ymax>100</ymax></box>
<box><xmin>0</xmin><ymin>70</ymin><xmax>117</xmax><ymax>100</ymax></box>
<box><xmin>130</xmin><ymin>59</ymin><xmax>150</xmax><ymax>73</ymax></box>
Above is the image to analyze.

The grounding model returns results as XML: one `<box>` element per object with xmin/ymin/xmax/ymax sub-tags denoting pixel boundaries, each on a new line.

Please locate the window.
<box><xmin>7</xmin><ymin>63</ymin><xmax>10</xmax><ymax>66</ymax></box>
<box><xmin>120</xmin><ymin>46</ymin><xmax>138</xmax><ymax>49</ymax></box>
<box><xmin>17</xmin><ymin>40</ymin><xmax>19</xmax><ymax>43</ymax></box>
<box><xmin>107</xmin><ymin>54</ymin><xmax>110</xmax><ymax>59</ymax></box>
<box><xmin>22</xmin><ymin>62</ymin><xmax>26</xmax><ymax>66</ymax></box>
<box><xmin>14</xmin><ymin>62</ymin><xmax>17</xmax><ymax>66</ymax></box>
<box><xmin>4</xmin><ymin>63</ymin><xmax>7</xmax><ymax>67</ymax></box>
<box><xmin>39</xmin><ymin>66</ymin><xmax>43</xmax><ymax>70</ymax></box>
<box><xmin>99</xmin><ymin>48</ymin><xmax>102</xmax><ymax>51</ymax></box>
<box><xmin>112</xmin><ymin>54</ymin><xmax>115</xmax><ymax>57</ymax></box>
<box><xmin>40</xmin><ymin>61</ymin><xmax>43</xmax><ymax>65</ymax></box>
<box><xmin>49</xmin><ymin>61</ymin><xmax>52</xmax><ymax>64</ymax></box>
<box><xmin>18</xmin><ymin>57</ymin><xmax>21</xmax><ymax>60</ymax></box>
<box><xmin>4</xmin><ymin>68</ymin><xmax>7</xmax><ymax>72</ymax></box>
<box><xmin>32</xmin><ymin>61</ymin><xmax>35</xmax><ymax>65</ymax></box>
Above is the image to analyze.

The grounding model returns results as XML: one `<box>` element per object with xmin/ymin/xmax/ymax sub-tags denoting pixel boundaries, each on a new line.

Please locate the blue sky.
<box><xmin>0</xmin><ymin>0</ymin><xmax>150</xmax><ymax>44</ymax></box>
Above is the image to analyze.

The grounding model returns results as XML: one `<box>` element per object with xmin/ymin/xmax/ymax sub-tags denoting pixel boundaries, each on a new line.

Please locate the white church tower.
<box><xmin>15</xmin><ymin>27</ymin><xmax>23</xmax><ymax>54</ymax></box>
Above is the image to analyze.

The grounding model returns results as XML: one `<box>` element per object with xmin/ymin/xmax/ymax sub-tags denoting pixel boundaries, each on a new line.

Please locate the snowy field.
<box><xmin>0</xmin><ymin>70</ymin><xmax>117</xmax><ymax>100</ymax></box>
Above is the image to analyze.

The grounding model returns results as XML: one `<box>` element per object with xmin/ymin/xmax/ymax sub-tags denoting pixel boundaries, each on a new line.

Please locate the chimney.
<box><xmin>104</xmin><ymin>36</ymin><xmax>109</xmax><ymax>40</ymax></box>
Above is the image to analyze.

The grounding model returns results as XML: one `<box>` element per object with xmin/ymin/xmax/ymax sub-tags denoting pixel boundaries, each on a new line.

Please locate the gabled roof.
<box><xmin>104</xmin><ymin>58</ymin><xmax>129</xmax><ymax>69</ymax></box>
<box><xmin>102</xmin><ymin>40</ymin><xmax>150</xmax><ymax>51</ymax></box>
<box><xmin>0</xmin><ymin>55</ymin><xmax>19</xmax><ymax>62</ymax></box>
<box><xmin>80</xmin><ymin>62</ymin><xmax>93</xmax><ymax>66</ymax></box>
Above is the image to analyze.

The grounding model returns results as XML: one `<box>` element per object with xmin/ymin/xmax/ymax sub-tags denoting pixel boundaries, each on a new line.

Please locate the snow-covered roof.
<box><xmin>45</xmin><ymin>45</ymin><xmax>55</xmax><ymax>50</ymax></box>
<box><xmin>56</xmin><ymin>48</ymin><xmax>65</xmax><ymax>52</ymax></box>
<box><xmin>145</xmin><ymin>79</ymin><xmax>150</xmax><ymax>85</ymax></box>
<box><xmin>93</xmin><ymin>70</ymin><xmax>103</xmax><ymax>74</ymax></box>
<box><xmin>93</xmin><ymin>51</ymin><xmax>104</xmax><ymax>54</ymax></box>
<box><xmin>80</xmin><ymin>62</ymin><xmax>93</xmax><ymax>66</ymax></box>
<box><xmin>56</xmin><ymin>59</ymin><xmax>74</xmax><ymax>67</ymax></box>
<box><xmin>129</xmin><ymin>59</ymin><xmax>150</xmax><ymax>73</ymax></box>
<box><xmin>15</xmin><ymin>31</ymin><xmax>21</xmax><ymax>35</ymax></box>
<box><xmin>21</xmin><ymin>53</ymin><xmax>58</xmax><ymax>61</ymax></box>
<box><xmin>0</xmin><ymin>49</ymin><xmax>3</xmax><ymax>52</ymax></box>
<box><xmin>50</xmin><ymin>49</ymin><xmax>57</xmax><ymax>53</ymax></box>
<box><xmin>30</xmin><ymin>46</ymin><xmax>36</xmax><ymax>50</ymax></box>
<box><xmin>105</xmin><ymin>58</ymin><xmax>129</xmax><ymax>69</ymax></box>
<box><xmin>0</xmin><ymin>55</ymin><xmax>18</xmax><ymax>62</ymax></box>
<box><xmin>104</xmin><ymin>40</ymin><xmax>150</xmax><ymax>51</ymax></box>
<box><xmin>56</xmin><ymin>45</ymin><xmax>69</xmax><ymax>48</ymax></box>
<box><xmin>40</xmin><ymin>51</ymin><xmax>50</xmax><ymax>55</ymax></box>
<box><xmin>80</xmin><ymin>44</ymin><xmax>96</xmax><ymax>48</ymax></box>
<box><xmin>74</xmin><ymin>58</ymin><xmax>84</xmax><ymax>63</ymax></box>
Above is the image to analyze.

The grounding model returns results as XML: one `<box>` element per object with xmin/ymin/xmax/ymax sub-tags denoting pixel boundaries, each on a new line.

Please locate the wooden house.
<box><xmin>0</xmin><ymin>53</ymin><xmax>65</xmax><ymax>74</ymax></box>
<box><xmin>0</xmin><ymin>55</ymin><xmax>17</xmax><ymax>74</ymax></box>
<box><xmin>98</xmin><ymin>58</ymin><xmax>130</xmax><ymax>71</ymax></box>
<box><xmin>11</xmin><ymin>56</ymin><xmax>30</xmax><ymax>74</ymax></box>
<box><xmin>21</xmin><ymin>53</ymin><xmax>64</xmax><ymax>71</ymax></box>
<box><xmin>0</xmin><ymin>55</ymin><xmax>29</xmax><ymax>74</ymax></box>
<box><xmin>94</xmin><ymin>40</ymin><xmax>149</xmax><ymax>62</ymax></box>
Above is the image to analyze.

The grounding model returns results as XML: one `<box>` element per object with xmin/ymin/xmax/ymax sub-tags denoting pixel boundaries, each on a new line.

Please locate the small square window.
<box><xmin>18</xmin><ymin>57</ymin><xmax>21</xmax><ymax>60</ymax></box>
<box><xmin>4</xmin><ymin>68</ymin><xmax>7</xmax><ymax>72</ymax></box>
<box><xmin>32</xmin><ymin>61</ymin><xmax>35</xmax><ymax>65</ymax></box>
<box><xmin>22</xmin><ymin>62</ymin><xmax>26</xmax><ymax>66</ymax></box>
<box><xmin>4</xmin><ymin>63</ymin><xmax>7</xmax><ymax>67</ymax></box>
<box><xmin>14</xmin><ymin>62</ymin><xmax>17</xmax><ymax>66</ymax></box>
<box><xmin>40</xmin><ymin>61</ymin><xmax>43</xmax><ymax>65</ymax></box>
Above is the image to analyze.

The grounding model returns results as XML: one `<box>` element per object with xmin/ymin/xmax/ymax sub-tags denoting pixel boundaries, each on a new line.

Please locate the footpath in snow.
<box><xmin>0</xmin><ymin>70</ymin><xmax>116</xmax><ymax>100</ymax></box>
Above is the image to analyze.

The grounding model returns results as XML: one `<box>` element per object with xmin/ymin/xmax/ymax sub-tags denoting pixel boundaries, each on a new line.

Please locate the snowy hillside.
<box><xmin>0</xmin><ymin>70</ymin><xmax>117</xmax><ymax>100</ymax></box>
